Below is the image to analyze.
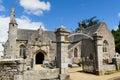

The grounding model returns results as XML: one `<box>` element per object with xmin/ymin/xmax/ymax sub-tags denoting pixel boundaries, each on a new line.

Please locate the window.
<box><xmin>74</xmin><ymin>48</ymin><xmax>78</xmax><ymax>57</ymax></box>
<box><xmin>103</xmin><ymin>40</ymin><xmax>108</xmax><ymax>52</ymax></box>
<box><xmin>20</xmin><ymin>45</ymin><xmax>26</xmax><ymax>59</ymax></box>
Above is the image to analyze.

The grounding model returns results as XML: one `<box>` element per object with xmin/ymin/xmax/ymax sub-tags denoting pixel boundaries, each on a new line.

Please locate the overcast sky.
<box><xmin>0</xmin><ymin>0</ymin><xmax>120</xmax><ymax>55</ymax></box>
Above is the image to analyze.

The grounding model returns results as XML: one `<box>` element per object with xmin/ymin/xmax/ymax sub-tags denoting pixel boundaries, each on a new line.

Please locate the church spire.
<box><xmin>10</xmin><ymin>7</ymin><xmax>17</xmax><ymax>24</ymax></box>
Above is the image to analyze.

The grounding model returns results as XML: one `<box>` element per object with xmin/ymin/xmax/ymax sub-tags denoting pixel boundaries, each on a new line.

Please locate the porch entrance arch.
<box><xmin>35</xmin><ymin>52</ymin><xmax>44</xmax><ymax>64</ymax></box>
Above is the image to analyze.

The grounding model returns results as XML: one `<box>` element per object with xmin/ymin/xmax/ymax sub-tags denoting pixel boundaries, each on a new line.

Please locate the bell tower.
<box><xmin>6</xmin><ymin>7</ymin><xmax>18</xmax><ymax>58</ymax></box>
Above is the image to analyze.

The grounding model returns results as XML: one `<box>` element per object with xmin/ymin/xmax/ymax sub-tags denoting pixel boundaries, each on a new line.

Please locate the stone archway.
<box><xmin>35</xmin><ymin>52</ymin><xmax>44</xmax><ymax>64</ymax></box>
<box><xmin>34</xmin><ymin>51</ymin><xmax>46</xmax><ymax>70</ymax></box>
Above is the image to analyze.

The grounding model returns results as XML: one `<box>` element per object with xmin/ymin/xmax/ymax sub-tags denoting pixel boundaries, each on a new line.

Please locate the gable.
<box><xmin>97</xmin><ymin>22</ymin><xmax>114</xmax><ymax>40</ymax></box>
<box><xmin>97</xmin><ymin>22</ymin><xmax>115</xmax><ymax>56</ymax></box>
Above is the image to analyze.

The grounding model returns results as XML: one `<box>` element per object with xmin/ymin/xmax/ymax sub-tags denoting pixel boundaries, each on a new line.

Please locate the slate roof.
<box><xmin>84</xmin><ymin>23</ymin><xmax>100</xmax><ymax>36</ymax></box>
<box><xmin>44</xmin><ymin>31</ymin><xmax>56</xmax><ymax>41</ymax></box>
<box><xmin>69</xmin><ymin>22</ymin><xmax>101</xmax><ymax>42</ymax></box>
<box><xmin>17</xmin><ymin>29</ymin><xmax>36</xmax><ymax>40</ymax></box>
<box><xmin>17</xmin><ymin>22</ymin><xmax>102</xmax><ymax>43</ymax></box>
<box><xmin>17</xmin><ymin>29</ymin><xmax>56</xmax><ymax>41</ymax></box>
<box><xmin>68</xmin><ymin>22</ymin><xmax>102</xmax><ymax>50</ymax></box>
<box><xmin>68</xmin><ymin>41</ymin><xmax>80</xmax><ymax>51</ymax></box>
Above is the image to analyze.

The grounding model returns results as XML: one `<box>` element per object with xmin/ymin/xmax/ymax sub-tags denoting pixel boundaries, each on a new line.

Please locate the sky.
<box><xmin>0</xmin><ymin>0</ymin><xmax>120</xmax><ymax>54</ymax></box>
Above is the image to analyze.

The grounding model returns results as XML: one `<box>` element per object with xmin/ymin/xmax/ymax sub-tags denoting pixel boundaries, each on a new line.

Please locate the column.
<box><xmin>55</xmin><ymin>26</ymin><xmax>70</xmax><ymax>80</ymax></box>
<box><xmin>93</xmin><ymin>34</ymin><xmax>104</xmax><ymax>75</ymax></box>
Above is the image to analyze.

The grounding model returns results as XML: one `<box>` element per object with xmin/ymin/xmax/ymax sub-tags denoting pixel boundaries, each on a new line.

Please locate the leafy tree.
<box><xmin>111</xmin><ymin>22</ymin><xmax>120</xmax><ymax>53</ymax></box>
<box><xmin>118</xmin><ymin>21</ymin><xmax>120</xmax><ymax>30</ymax></box>
<box><xmin>79</xmin><ymin>16</ymin><xmax>100</xmax><ymax>28</ymax></box>
<box><xmin>75</xmin><ymin>16</ymin><xmax>100</xmax><ymax>32</ymax></box>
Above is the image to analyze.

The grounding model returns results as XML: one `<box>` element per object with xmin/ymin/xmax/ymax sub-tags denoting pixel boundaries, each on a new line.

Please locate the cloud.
<box><xmin>19</xmin><ymin>0</ymin><xmax>51</xmax><ymax>16</ymax></box>
<box><xmin>0</xmin><ymin>0</ymin><xmax>5</xmax><ymax>11</ymax></box>
<box><xmin>0</xmin><ymin>0</ymin><xmax>2</xmax><ymax>3</ymax></box>
<box><xmin>0</xmin><ymin>5</ymin><xmax>5</xmax><ymax>11</ymax></box>
<box><xmin>113</xmin><ymin>26</ymin><xmax>118</xmax><ymax>30</ymax></box>
<box><xmin>17</xmin><ymin>15</ymin><xmax>45</xmax><ymax>29</ymax></box>
<box><xmin>0</xmin><ymin>16</ymin><xmax>9</xmax><ymax>42</ymax></box>
<box><xmin>118</xmin><ymin>13</ymin><xmax>120</xmax><ymax>17</ymax></box>
<box><xmin>0</xmin><ymin>15</ymin><xmax>45</xmax><ymax>42</ymax></box>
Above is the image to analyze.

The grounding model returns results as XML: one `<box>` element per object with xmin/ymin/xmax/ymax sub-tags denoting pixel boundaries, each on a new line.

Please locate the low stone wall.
<box><xmin>103</xmin><ymin>64</ymin><xmax>116</xmax><ymax>71</ymax></box>
<box><xmin>23</xmin><ymin>68</ymin><xmax>59</xmax><ymax>80</ymax></box>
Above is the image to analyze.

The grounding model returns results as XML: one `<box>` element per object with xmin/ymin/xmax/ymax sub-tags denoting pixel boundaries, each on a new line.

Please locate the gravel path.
<box><xmin>69</xmin><ymin>67</ymin><xmax>120</xmax><ymax>80</ymax></box>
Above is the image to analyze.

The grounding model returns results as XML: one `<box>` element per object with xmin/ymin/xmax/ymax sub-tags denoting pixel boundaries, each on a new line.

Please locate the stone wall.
<box><xmin>23</xmin><ymin>68</ymin><xmax>59</xmax><ymax>80</ymax></box>
<box><xmin>103</xmin><ymin>65</ymin><xmax>116</xmax><ymax>71</ymax></box>
<box><xmin>97</xmin><ymin>23</ymin><xmax>115</xmax><ymax>58</ymax></box>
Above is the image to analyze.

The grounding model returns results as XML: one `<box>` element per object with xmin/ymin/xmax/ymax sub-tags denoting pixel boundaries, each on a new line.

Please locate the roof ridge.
<box><xmin>18</xmin><ymin>28</ymin><xmax>37</xmax><ymax>31</ymax></box>
<box><xmin>85</xmin><ymin>23</ymin><xmax>100</xmax><ymax>30</ymax></box>
<box><xmin>96</xmin><ymin>21</ymin><xmax>107</xmax><ymax>33</ymax></box>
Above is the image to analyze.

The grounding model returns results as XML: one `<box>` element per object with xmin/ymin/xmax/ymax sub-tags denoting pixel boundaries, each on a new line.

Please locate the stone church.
<box><xmin>0</xmin><ymin>8</ymin><xmax>117</xmax><ymax>80</ymax></box>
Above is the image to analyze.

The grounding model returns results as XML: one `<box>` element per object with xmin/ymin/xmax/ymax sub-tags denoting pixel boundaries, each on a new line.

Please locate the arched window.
<box><xmin>74</xmin><ymin>48</ymin><xmax>78</xmax><ymax>57</ymax></box>
<box><xmin>103</xmin><ymin>40</ymin><xmax>108</xmax><ymax>52</ymax></box>
<box><xmin>20</xmin><ymin>45</ymin><xmax>26</xmax><ymax>59</ymax></box>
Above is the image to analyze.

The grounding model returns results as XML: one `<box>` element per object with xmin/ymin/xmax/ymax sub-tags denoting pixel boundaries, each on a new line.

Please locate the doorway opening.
<box><xmin>35</xmin><ymin>52</ymin><xmax>44</xmax><ymax>64</ymax></box>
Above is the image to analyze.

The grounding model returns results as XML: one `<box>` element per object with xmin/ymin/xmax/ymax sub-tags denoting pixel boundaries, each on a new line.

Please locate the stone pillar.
<box><xmin>93</xmin><ymin>34</ymin><xmax>104</xmax><ymax>75</ymax></box>
<box><xmin>55</xmin><ymin>26</ymin><xmax>70</xmax><ymax>80</ymax></box>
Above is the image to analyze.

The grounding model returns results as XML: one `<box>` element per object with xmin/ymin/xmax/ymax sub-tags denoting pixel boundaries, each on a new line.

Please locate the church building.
<box><xmin>0</xmin><ymin>8</ymin><xmax>117</xmax><ymax>80</ymax></box>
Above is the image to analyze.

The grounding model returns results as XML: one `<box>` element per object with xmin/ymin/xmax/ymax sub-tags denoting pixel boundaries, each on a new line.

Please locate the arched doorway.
<box><xmin>35</xmin><ymin>52</ymin><xmax>44</xmax><ymax>64</ymax></box>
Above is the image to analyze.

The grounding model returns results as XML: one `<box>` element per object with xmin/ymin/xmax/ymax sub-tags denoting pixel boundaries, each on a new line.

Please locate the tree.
<box><xmin>78</xmin><ymin>16</ymin><xmax>100</xmax><ymax>28</ymax></box>
<box><xmin>118</xmin><ymin>21</ymin><xmax>120</xmax><ymax>30</ymax></box>
<box><xmin>75</xmin><ymin>16</ymin><xmax>100</xmax><ymax>32</ymax></box>
<box><xmin>111</xmin><ymin>22</ymin><xmax>120</xmax><ymax>53</ymax></box>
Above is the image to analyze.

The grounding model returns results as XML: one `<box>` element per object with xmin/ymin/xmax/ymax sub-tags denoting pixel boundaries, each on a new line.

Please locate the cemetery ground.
<box><xmin>69</xmin><ymin>67</ymin><xmax>120</xmax><ymax>80</ymax></box>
